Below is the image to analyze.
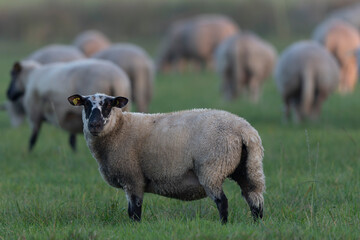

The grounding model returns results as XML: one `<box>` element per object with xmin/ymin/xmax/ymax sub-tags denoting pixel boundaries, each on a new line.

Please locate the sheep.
<box><xmin>275</xmin><ymin>40</ymin><xmax>340</xmax><ymax>122</ymax></box>
<box><xmin>92</xmin><ymin>43</ymin><xmax>155</xmax><ymax>113</ymax></box>
<box><xmin>313</xmin><ymin>18</ymin><xmax>360</xmax><ymax>93</ymax></box>
<box><xmin>6</xmin><ymin>59</ymin><xmax>131</xmax><ymax>151</ymax></box>
<box><xmin>26</xmin><ymin>44</ymin><xmax>86</xmax><ymax>64</ymax></box>
<box><xmin>67</xmin><ymin>93</ymin><xmax>265</xmax><ymax>223</ymax></box>
<box><xmin>73</xmin><ymin>30</ymin><xmax>111</xmax><ymax>57</ymax></box>
<box><xmin>215</xmin><ymin>32</ymin><xmax>277</xmax><ymax>102</ymax></box>
<box><xmin>157</xmin><ymin>14</ymin><xmax>239</xmax><ymax>72</ymax></box>
<box><xmin>3</xmin><ymin>44</ymin><xmax>86</xmax><ymax>127</ymax></box>
<box><xmin>327</xmin><ymin>3</ymin><xmax>360</xmax><ymax>30</ymax></box>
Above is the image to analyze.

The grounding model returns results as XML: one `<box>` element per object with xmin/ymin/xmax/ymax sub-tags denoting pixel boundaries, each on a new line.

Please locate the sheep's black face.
<box><xmin>68</xmin><ymin>93</ymin><xmax>128</xmax><ymax>136</ymax></box>
<box><xmin>7</xmin><ymin>62</ymin><xmax>24</xmax><ymax>101</ymax></box>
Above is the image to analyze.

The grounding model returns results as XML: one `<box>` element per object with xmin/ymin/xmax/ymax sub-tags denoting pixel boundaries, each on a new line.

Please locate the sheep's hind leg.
<box><xmin>229</xmin><ymin>145</ymin><xmax>264</xmax><ymax>221</ymax></box>
<box><xmin>214</xmin><ymin>191</ymin><xmax>228</xmax><ymax>224</ymax></box>
<box><xmin>201</xmin><ymin>184</ymin><xmax>228</xmax><ymax>224</ymax></box>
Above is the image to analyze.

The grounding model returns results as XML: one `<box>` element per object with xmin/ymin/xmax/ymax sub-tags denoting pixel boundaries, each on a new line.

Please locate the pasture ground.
<box><xmin>0</xmin><ymin>40</ymin><xmax>359</xmax><ymax>239</ymax></box>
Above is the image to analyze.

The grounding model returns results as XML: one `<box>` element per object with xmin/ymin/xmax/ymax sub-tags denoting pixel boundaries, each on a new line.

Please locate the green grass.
<box><xmin>0</xmin><ymin>41</ymin><xmax>360</xmax><ymax>239</ymax></box>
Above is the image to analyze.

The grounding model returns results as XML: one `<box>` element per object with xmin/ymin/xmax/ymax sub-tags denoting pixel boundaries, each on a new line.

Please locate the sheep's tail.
<box><xmin>300</xmin><ymin>66</ymin><xmax>315</xmax><ymax>119</ymax></box>
<box><xmin>230</xmin><ymin>125</ymin><xmax>265</xmax><ymax>220</ymax></box>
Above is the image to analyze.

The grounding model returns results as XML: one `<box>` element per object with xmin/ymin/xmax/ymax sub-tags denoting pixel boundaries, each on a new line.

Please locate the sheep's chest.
<box><xmin>99</xmin><ymin>165</ymin><xmax>126</xmax><ymax>189</ymax></box>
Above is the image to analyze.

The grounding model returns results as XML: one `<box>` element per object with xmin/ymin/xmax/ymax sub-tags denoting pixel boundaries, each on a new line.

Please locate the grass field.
<box><xmin>0</xmin><ymin>40</ymin><xmax>360</xmax><ymax>239</ymax></box>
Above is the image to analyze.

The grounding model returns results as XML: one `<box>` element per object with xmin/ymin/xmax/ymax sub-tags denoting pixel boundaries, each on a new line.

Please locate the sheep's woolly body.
<box><xmin>275</xmin><ymin>41</ymin><xmax>340</xmax><ymax>121</ymax></box>
<box><xmin>215</xmin><ymin>32</ymin><xmax>277</xmax><ymax>101</ymax></box>
<box><xmin>92</xmin><ymin>43</ymin><xmax>154</xmax><ymax>112</ymax></box>
<box><xmin>73</xmin><ymin>30</ymin><xmax>111</xmax><ymax>57</ymax></box>
<box><xmin>313</xmin><ymin>19</ymin><xmax>360</xmax><ymax>93</ymax></box>
<box><xmin>82</xmin><ymin>103</ymin><xmax>265</xmax><ymax>220</ymax></box>
<box><xmin>27</xmin><ymin>44</ymin><xmax>85</xmax><ymax>64</ymax></box>
<box><xmin>157</xmin><ymin>14</ymin><xmax>239</xmax><ymax>71</ymax></box>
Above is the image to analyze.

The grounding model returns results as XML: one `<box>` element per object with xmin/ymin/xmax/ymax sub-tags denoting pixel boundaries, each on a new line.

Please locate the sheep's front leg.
<box><xmin>126</xmin><ymin>193</ymin><xmax>143</xmax><ymax>222</ymax></box>
<box><xmin>203</xmin><ymin>185</ymin><xmax>228</xmax><ymax>224</ymax></box>
<box><xmin>29</xmin><ymin>117</ymin><xmax>43</xmax><ymax>151</ymax></box>
<box><xmin>69</xmin><ymin>134</ymin><xmax>76</xmax><ymax>152</ymax></box>
<box><xmin>214</xmin><ymin>191</ymin><xmax>228</xmax><ymax>224</ymax></box>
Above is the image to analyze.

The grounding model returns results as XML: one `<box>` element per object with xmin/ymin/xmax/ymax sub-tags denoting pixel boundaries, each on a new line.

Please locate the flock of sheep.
<box><xmin>2</xmin><ymin>3</ymin><xmax>360</xmax><ymax>223</ymax></box>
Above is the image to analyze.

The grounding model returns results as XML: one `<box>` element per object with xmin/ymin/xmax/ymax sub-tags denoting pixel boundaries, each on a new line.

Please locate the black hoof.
<box><xmin>250</xmin><ymin>204</ymin><xmax>263</xmax><ymax>221</ymax></box>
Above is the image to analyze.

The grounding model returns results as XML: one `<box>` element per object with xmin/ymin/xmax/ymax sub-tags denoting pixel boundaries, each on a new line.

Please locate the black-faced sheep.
<box><xmin>6</xmin><ymin>59</ymin><xmax>131</xmax><ymax>151</ymax></box>
<box><xmin>92</xmin><ymin>43</ymin><xmax>154</xmax><ymax>113</ymax></box>
<box><xmin>313</xmin><ymin>19</ymin><xmax>360</xmax><ymax>94</ymax></box>
<box><xmin>215</xmin><ymin>32</ymin><xmax>277</xmax><ymax>102</ymax></box>
<box><xmin>275</xmin><ymin>41</ymin><xmax>340</xmax><ymax>122</ymax></box>
<box><xmin>68</xmin><ymin>93</ymin><xmax>265</xmax><ymax>223</ymax></box>
<box><xmin>157</xmin><ymin>14</ymin><xmax>239</xmax><ymax>72</ymax></box>
<box><xmin>73</xmin><ymin>30</ymin><xmax>111</xmax><ymax>57</ymax></box>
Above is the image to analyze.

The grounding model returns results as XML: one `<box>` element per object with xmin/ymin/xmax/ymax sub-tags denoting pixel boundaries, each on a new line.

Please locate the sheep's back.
<box><xmin>275</xmin><ymin>41</ymin><xmax>339</xmax><ymax>95</ymax></box>
<box><xmin>138</xmin><ymin>109</ymin><xmax>250</xmax><ymax>180</ymax></box>
<box><xmin>27</xmin><ymin>44</ymin><xmax>85</xmax><ymax>64</ymax></box>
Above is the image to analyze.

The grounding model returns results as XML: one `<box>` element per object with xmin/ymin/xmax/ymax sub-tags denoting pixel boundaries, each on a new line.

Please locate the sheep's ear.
<box><xmin>68</xmin><ymin>94</ymin><xmax>84</xmax><ymax>106</ymax></box>
<box><xmin>113</xmin><ymin>97</ymin><xmax>128</xmax><ymax>108</ymax></box>
<box><xmin>12</xmin><ymin>61</ymin><xmax>22</xmax><ymax>74</ymax></box>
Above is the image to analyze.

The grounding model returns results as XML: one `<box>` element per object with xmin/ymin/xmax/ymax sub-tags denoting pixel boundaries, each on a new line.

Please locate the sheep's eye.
<box><xmin>105</xmin><ymin>101</ymin><xmax>112</xmax><ymax>108</ymax></box>
<box><xmin>85</xmin><ymin>101</ymin><xmax>92</xmax><ymax>108</ymax></box>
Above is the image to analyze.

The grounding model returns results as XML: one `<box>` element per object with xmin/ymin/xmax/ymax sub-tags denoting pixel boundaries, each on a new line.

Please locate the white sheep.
<box><xmin>92</xmin><ymin>43</ymin><xmax>155</xmax><ymax>113</ymax></box>
<box><xmin>6</xmin><ymin>59</ymin><xmax>131</xmax><ymax>151</ymax></box>
<box><xmin>26</xmin><ymin>44</ymin><xmax>85</xmax><ymax>64</ymax></box>
<box><xmin>215</xmin><ymin>32</ymin><xmax>277</xmax><ymax>102</ymax></box>
<box><xmin>275</xmin><ymin>41</ymin><xmax>340</xmax><ymax>122</ymax></box>
<box><xmin>2</xmin><ymin>44</ymin><xmax>86</xmax><ymax>127</ymax></box>
<box><xmin>73</xmin><ymin>30</ymin><xmax>111</xmax><ymax>57</ymax></box>
<box><xmin>68</xmin><ymin>93</ymin><xmax>265</xmax><ymax>223</ymax></box>
<box><xmin>157</xmin><ymin>14</ymin><xmax>239</xmax><ymax>72</ymax></box>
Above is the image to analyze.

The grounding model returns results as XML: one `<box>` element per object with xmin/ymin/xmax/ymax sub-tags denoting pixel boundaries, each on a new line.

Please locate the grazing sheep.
<box><xmin>6</xmin><ymin>59</ymin><xmax>131</xmax><ymax>151</ymax></box>
<box><xmin>92</xmin><ymin>43</ymin><xmax>154</xmax><ymax>113</ymax></box>
<box><xmin>313</xmin><ymin>19</ymin><xmax>360</xmax><ymax>93</ymax></box>
<box><xmin>275</xmin><ymin>41</ymin><xmax>340</xmax><ymax>122</ymax></box>
<box><xmin>215</xmin><ymin>32</ymin><xmax>277</xmax><ymax>102</ymax></box>
<box><xmin>157</xmin><ymin>14</ymin><xmax>239</xmax><ymax>72</ymax></box>
<box><xmin>73</xmin><ymin>30</ymin><xmax>111</xmax><ymax>57</ymax></box>
<box><xmin>68</xmin><ymin>93</ymin><xmax>265</xmax><ymax>223</ymax></box>
<box><xmin>3</xmin><ymin>44</ymin><xmax>86</xmax><ymax>136</ymax></box>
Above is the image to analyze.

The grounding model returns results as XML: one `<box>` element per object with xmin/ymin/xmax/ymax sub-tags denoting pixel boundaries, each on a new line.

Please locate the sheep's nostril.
<box><xmin>89</xmin><ymin>121</ymin><xmax>101</xmax><ymax>128</ymax></box>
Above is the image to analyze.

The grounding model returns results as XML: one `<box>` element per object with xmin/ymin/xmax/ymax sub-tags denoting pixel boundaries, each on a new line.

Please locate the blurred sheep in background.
<box><xmin>275</xmin><ymin>41</ymin><xmax>340</xmax><ymax>123</ymax></box>
<box><xmin>6</xmin><ymin>59</ymin><xmax>131</xmax><ymax>151</ymax></box>
<box><xmin>313</xmin><ymin>19</ymin><xmax>360</xmax><ymax>94</ymax></box>
<box><xmin>156</xmin><ymin>14</ymin><xmax>239</xmax><ymax>72</ymax></box>
<box><xmin>214</xmin><ymin>32</ymin><xmax>277</xmax><ymax>102</ymax></box>
<box><xmin>73</xmin><ymin>30</ymin><xmax>111</xmax><ymax>57</ymax></box>
<box><xmin>92</xmin><ymin>43</ymin><xmax>154</xmax><ymax>113</ymax></box>
<box><xmin>327</xmin><ymin>2</ymin><xmax>360</xmax><ymax>31</ymax></box>
<box><xmin>3</xmin><ymin>44</ymin><xmax>86</xmax><ymax>127</ymax></box>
